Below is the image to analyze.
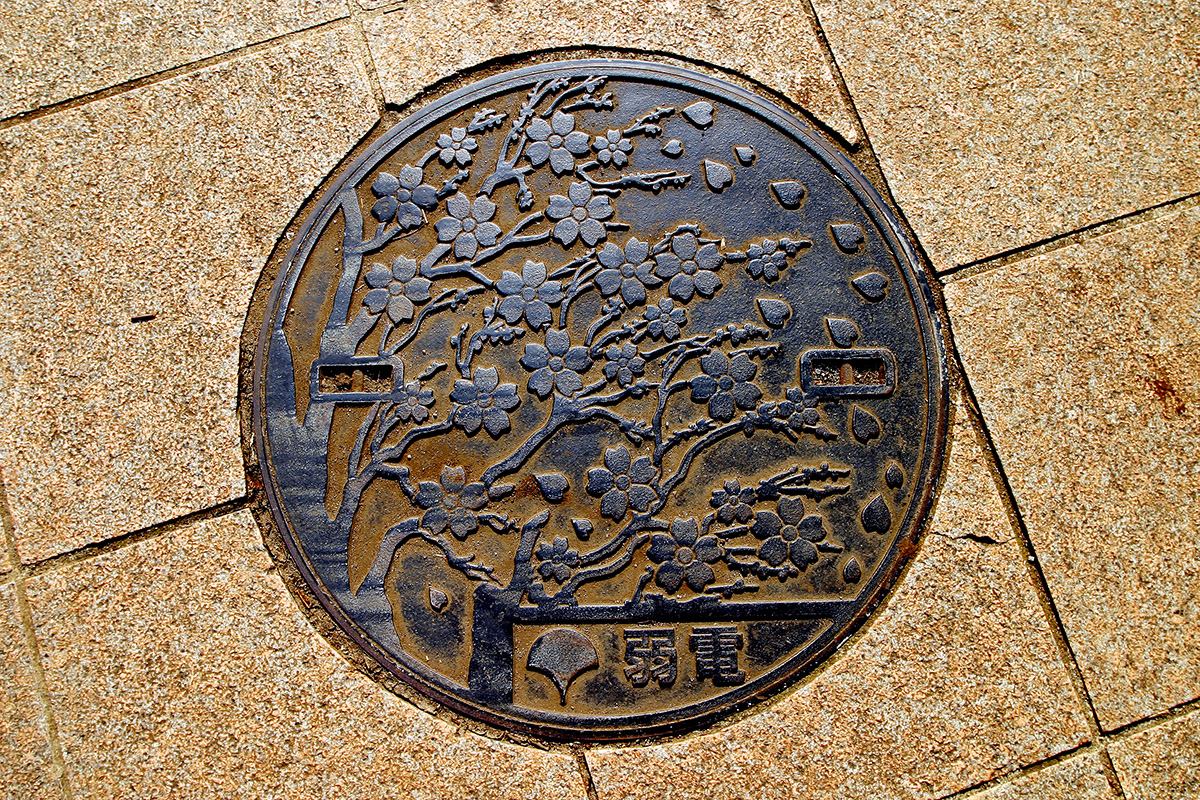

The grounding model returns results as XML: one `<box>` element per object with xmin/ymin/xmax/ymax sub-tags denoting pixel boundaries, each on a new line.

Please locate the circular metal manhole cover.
<box><xmin>248</xmin><ymin>59</ymin><xmax>946</xmax><ymax>740</ymax></box>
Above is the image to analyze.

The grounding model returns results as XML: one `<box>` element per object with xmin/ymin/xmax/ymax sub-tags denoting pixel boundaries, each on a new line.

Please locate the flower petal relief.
<box><xmin>689</xmin><ymin>351</ymin><xmax>762</xmax><ymax>422</ymax></box>
<box><xmin>520</xmin><ymin>329</ymin><xmax>591</xmax><ymax>399</ymax></box>
<box><xmin>647</xmin><ymin>518</ymin><xmax>723</xmax><ymax>593</ymax></box>
<box><xmin>363</xmin><ymin>255</ymin><xmax>433</xmax><ymax>324</ymax></box>
<box><xmin>596</xmin><ymin>237</ymin><xmax>659</xmax><ymax>306</ymax></box>
<box><xmin>547</xmin><ymin>182</ymin><xmax>614</xmax><ymax>247</ymax></box>
<box><xmin>435</xmin><ymin>192</ymin><xmax>502</xmax><ymax>260</ymax></box>
<box><xmin>586</xmin><ymin>446</ymin><xmax>658</xmax><ymax>520</ymax></box>
<box><xmin>593</xmin><ymin>130</ymin><xmax>633</xmax><ymax>167</ymax></box>
<box><xmin>450</xmin><ymin>366</ymin><xmax>520</xmax><ymax>437</ymax></box>
<box><xmin>437</xmin><ymin>127</ymin><xmax>478</xmax><ymax>166</ymax></box>
<box><xmin>496</xmin><ymin>260</ymin><xmax>564</xmax><ymax>330</ymax></box>
<box><xmin>654</xmin><ymin>232</ymin><xmax>724</xmax><ymax>302</ymax></box>
<box><xmin>370</xmin><ymin>165</ymin><xmax>438</xmax><ymax>229</ymax></box>
<box><xmin>603</xmin><ymin>342</ymin><xmax>645</xmax><ymax>387</ymax></box>
<box><xmin>415</xmin><ymin>466</ymin><xmax>488</xmax><ymax>540</ymax></box>
<box><xmin>643</xmin><ymin>298</ymin><xmax>687</xmax><ymax>341</ymax></box>
<box><xmin>750</xmin><ymin>496</ymin><xmax>828</xmax><ymax>569</ymax></box>
<box><xmin>391</xmin><ymin>362</ymin><xmax>434</xmax><ymax>422</ymax></box>
<box><xmin>536</xmin><ymin>537</ymin><xmax>580</xmax><ymax>584</ymax></box>
<box><xmin>710</xmin><ymin>479</ymin><xmax>757</xmax><ymax>524</ymax></box>
<box><xmin>746</xmin><ymin>238</ymin><xmax>787</xmax><ymax>281</ymax></box>
<box><xmin>526</xmin><ymin>112</ymin><xmax>591</xmax><ymax>175</ymax></box>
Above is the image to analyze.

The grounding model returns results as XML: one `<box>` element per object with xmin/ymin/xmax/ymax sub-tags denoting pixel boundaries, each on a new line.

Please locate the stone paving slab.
<box><xmin>944</xmin><ymin>207</ymin><xmax>1200</xmax><ymax>731</ymax></box>
<box><xmin>1110</xmin><ymin>710</ymin><xmax>1200</xmax><ymax>800</ymax></box>
<box><xmin>0</xmin><ymin>29</ymin><xmax>377</xmax><ymax>565</ymax></box>
<box><xmin>23</xmin><ymin>509</ymin><xmax>588</xmax><ymax>800</ymax></box>
<box><xmin>973</xmin><ymin>752</ymin><xmax>1115</xmax><ymax>800</ymax></box>
<box><xmin>584</xmin><ymin>396</ymin><xmax>1089</xmax><ymax>800</ymax></box>
<box><xmin>0</xmin><ymin>0</ymin><xmax>349</xmax><ymax>120</ymax></box>
<box><xmin>362</xmin><ymin>0</ymin><xmax>858</xmax><ymax>144</ymax></box>
<box><xmin>811</xmin><ymin>0</ymin><xmax>1200</xmax><ymax>270</ymax></box>
<box><xmin>0</xmin><ymin>581</ymin><xmax>57</xmax><ymax>800</ymax></box>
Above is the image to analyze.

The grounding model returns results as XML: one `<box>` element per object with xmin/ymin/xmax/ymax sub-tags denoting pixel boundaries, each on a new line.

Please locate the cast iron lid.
<box><xmin>250</xmin><ymin>59</ymin><xmax>946</xmax><ymax>740</ymax></box>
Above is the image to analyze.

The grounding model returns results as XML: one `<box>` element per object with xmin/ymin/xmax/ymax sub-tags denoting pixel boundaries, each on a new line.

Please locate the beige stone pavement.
<box><xmin>0</xmin><ymin>1</ymin><xmax>1197</xmax><ymax>798</ymax></box>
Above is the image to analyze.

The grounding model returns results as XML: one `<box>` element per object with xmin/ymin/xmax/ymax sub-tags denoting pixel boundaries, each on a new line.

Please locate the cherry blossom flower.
<box><xmin>595</xmin><ymin>237</ymin><xmax>659</xmax><ymax>307</ymax></box>
<box><xmin>603</xmin><ymin>342</ymin><xmax>645</xmax><ymax>387</ymax></box>
<box><xmin>497</xmin><ymin>260</ymin><xmax>563</xmax><ymax>330</ymax></box>
<box><xmin>689</xmin><ymin>351</ymin><xmax>762</xmax><ymax>422</ymax></box>
<box><xmin>586</xmin><ymin>446</ymin><xmax>657</xmax><ymax>521</ymax></box>
<box><xmin>710</xmin><ymin>479</ymin><xmax>756</xmax><ymax>524</ymax></box>
<box><xmin>593</xmin><ymin>130</ymin><xmax>633</xmax><ymax>167</ymax></box>
<box><xmin>746</xmin><ymin>238</ymin><xmax>788</xmax><ymax>281</ymax></box>
<box><xmin>643</xmin><ymin>298</ymin><xmax>687</xmax><ymax>341</ymax></box>
<box><xmin>370</xmin><ymin>166</ymin><xmax>438</xmax><ymax>230</ymax></box>
<box><xmin>520</xmin><ymin>329</ymin><xmax>591</xmax><ymax>399</ymax></box>
<box><xmin>435</xmin><ymin>193</ymin><xmax>502</xmax><ymax>260</ymax></box>
<box><xmin>536</xmin><ymin>537</ymin><xmax>580</xmax><ymax>583</ymax></box>
<box><xmin>526</xmin><ymin>112</ymin><xmax>591</xmax><ymax>175</ymax></box>
<box><xmin>654</xmin><ymin>232</ymin><xmax>724</xmax><ymax>302</ymax></box>
<box><xmin>415</xmin><ymin>466</ymin><xmax>488</xmax><ymax>540</ymax></box>
<box><xmin>363</xmin><ymin>256</ymin><xmax>433</xmax><ymax>324</ymax></box>
<box><xmin>647</xmin><ymin>518</ymin><xmax>723</xmax><ymax>593</ymax></box>
<box><xmin>547</xmin><ymin>182</ymin><xmax>613</xmax><ymax>247</ymax></box>
<box><xmin>437</xmin><ymin>127</ymin><xmax>478</xmax><ymax>167</ymax></box>
<box><xmin>392</xmin><ymin>363</ymin><xmax>434</xmax><ymax>423</ymax></box>
<box><xmin>750</xmin><ymin>496</ymin><xmax>827</xmax><ymax>569</ymax></box>
<box><xmin>450</xmin><ymin>366</ymin><xmax>520</xmax><ymax>437</ymax></box>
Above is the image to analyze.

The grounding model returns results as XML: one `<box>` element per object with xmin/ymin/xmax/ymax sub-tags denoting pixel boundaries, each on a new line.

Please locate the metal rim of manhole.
<box><xmin>246</xmin><ymin>58</ymin><xmax>947</xmax><ymax>741</ymax></box>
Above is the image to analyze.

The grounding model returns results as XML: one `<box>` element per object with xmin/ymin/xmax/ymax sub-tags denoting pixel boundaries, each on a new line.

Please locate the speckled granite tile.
<box><xmin>24</xmin><ymin>509</ymin><xmax>587</xmax><ymax>800</ymax></box>
<box><xmin>0</xmin><ymin>0</ymin><xmax>349</xmax><ymax>119</ymax></box>
<box><xmin>973</xmin><ymin>752</ymin><xmax>1116</xmax><ymax>800</ymax></box>
<box><xmin>0</xmin><ymin>581</ymin><xmax>57</xmax><ymax>800</ymax></box>
<box><xmin>362</xmin><ymin>0</ymin><xmax>857</xmax><ymax>144</ymax></box>
<box><xmin>584</xmin><ymin>397</ymin><xmax>1089</xmax><ymax>800</ymax></box>
<box><xmin>0</xmin><ymin>30</ymin><xmax>377</xmax><ymax>564</ymax></box>
<box><xmin>944</xmin><ymin>207</ymin><xmax>1200</xmax><ymax>730</ymax></box>
<box><xmin>811</xmin><ymin>0</ymin><xmax>1200</xmax><ymax>269</ymax></box>
<box><xmin>1110</xmin><ymin>709</ymin><xmax>1200</xmax><ymax>800</ymax></box>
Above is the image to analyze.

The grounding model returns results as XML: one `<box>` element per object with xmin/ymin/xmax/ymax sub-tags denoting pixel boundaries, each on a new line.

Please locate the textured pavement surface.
<box><xmin>0</xmin><ymin>1</ymin><xmax>1197</xmax><ymax>798</ymax></box>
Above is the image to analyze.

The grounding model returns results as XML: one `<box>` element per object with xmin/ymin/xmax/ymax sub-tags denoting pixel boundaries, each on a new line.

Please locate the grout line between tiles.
<box><xmin>928</xmin><ymin>333</ymin><xmax>1200</xmax><ymax>800</ymax></box>
<box><xmin>0</xmin><ymin>16</ymin><xmax>354</xmax><ymax>132</ymax></box>
<box><xmin>24</xmin><ymin>496</ymin><xmax>252</xmax><ymax>578</ymax></box>
<box><xmin>796</xmin><ymin>0</ymin><xmax>869</xmax><ymax>150</ymax></box>
<box><xmin>0</xmin><ymin>472</ymin><xmax>73</xmax><ymax>799</ymax></box>
<box><xmin>573</xmin><ymin>747</ymin><xmax>601</xmax><ymax>800</ymax></box>
<box><xmin>941</xmin><ymin>191</ymin><xmax>1200</xmax><ymax>282</ymax></box>
<box><xmin>1097</xmin><ymin>747</ymin><xmax>1130</xmax><ymax>800</ymax></box>
<box><xmin>347</xmin><ymin>3</ymin><xmax>389</xmax><ymax>117</ymax></box>
<box><xmin>951</xmin><ymin>343</ymin><xmax>1105</xmax><ymax>743</ymax></box>
<box><xmin>937</xmin><ymin>743</ymin><xmax>1093</xmax><ymax>799</ymax></box>
<box><xmin>1104</xmin><ymin>694</ymin><xmax>1200</xmax><ymax>742</ymax></box>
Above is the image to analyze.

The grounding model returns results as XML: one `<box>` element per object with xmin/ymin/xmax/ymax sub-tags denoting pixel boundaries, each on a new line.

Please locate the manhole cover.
<box><xmin>248</xmin><ymin>59</ymin><xmax>946</xmax><ymax>740</ymax></box>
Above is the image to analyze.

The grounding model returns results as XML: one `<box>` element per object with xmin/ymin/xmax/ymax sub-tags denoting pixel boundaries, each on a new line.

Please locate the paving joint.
<box><xmin>937</xmin><ymin>742</ymin><xmax>1092</xmax><ymax>799</ymax></box>
<box><xmin>346</xmin><ymin>3</ymin><xmax>388</xmax><ymax>117</ymax></box>
<box><xmin>0</xmin><ymin>15</ymin><xmax>354</xmax><ymax>132</ymax></box>
<box><xmin>24</xmin><ymin>496</ymin><xmax>252</xmax><ymax>578</ymax></box>
<box><xmin>1104</xmin><ymin>695</ymin><xmax>1200</xmax><ymax>743</ymax></box>
<box><xmin>797</xmin><ymin>0</ymin><xmax>867</xmax><ymax>150</ymax></box>
<box><xmin>951</xmin><ymin>341</ymin><xmax>1105</xmax><ymax>738</ymax></box>
<box><xmin>1098</xmin><ymin>747</ymin><xmax>1130</xmax><ymax>800</ymax></box>
<box><xmin>573</xmin><ymin>747</ymin><xmax>600</xmax><ymax>800</ymax></box>
<box><xmin>0</xmin><ymin>473</ymin><xmax>72</xmax><ymax>799</ymax></box>
<box><xmin>941</xmin><ymin>191</ymin><xmax>1200</xmax><ymax>282</ymax></box>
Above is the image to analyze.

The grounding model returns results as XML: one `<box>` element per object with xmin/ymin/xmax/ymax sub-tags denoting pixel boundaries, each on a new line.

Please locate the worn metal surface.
<box><xmin>250</xmin><ymin>60</ymin><xmax>946</xmax><ymax>740</ymax></box>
